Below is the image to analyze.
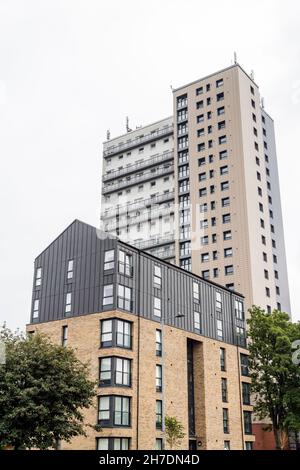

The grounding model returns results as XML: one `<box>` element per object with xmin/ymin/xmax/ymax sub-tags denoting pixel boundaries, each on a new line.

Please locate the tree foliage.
<box><xmin>0</xmin><ymin>325</ymin><xmax>97</xmax><ymax>450</ymax></box>
<box><xmin>247</xmin><ymin>307</ymin><xmax>300</xmax><ymax>449</ymax></box>
<box><xmin>164</xmin><ymin>416</ymin><xmax>185</xmax><ymax>449</ymax></box>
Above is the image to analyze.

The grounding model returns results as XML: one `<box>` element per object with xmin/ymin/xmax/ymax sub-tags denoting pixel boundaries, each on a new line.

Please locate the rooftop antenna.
<box><xmin>234</xmin><ymin>51</ymin><xmax>237</xmax><ymax>64</ymax></box>
<box><xmin>261</xmin><ymin>97</ymin><xmax>265</xmax><ymax>109</ymax></box>
<box><xmin>106</xmin><ymin>130</ymin><xmax>110</xmax><ymax>140</ymax></box>
<box><xmin>126</xmin><ymin>116</ymin><xmax>132</xmax><ymax>133</ymax></box>
<box><xmin>250</xmin><ymin>70</ymin><xmax>255</xmax><ymax>81</ymax></box>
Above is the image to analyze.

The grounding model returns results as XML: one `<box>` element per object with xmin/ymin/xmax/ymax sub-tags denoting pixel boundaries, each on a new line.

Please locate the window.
<box><xmin>223</xmin><ymin>408</ymin><xmax>229</xmax><ymax>434</ymax></box>
<box><xmin>193</xmin><ymin>282</ymin><xmax>200</xmax><ymax>302</ymax></box>
<box><xmin>97</xmin><ymin>438</ymin><xmax>130</xmax><ymax>450</ymax></box>
<box><xmin>206</xmin><ymin>83</ymin><xmax>211</xmax><ymax>92</ymax></box>
<box><xmin>219</xmin><ymin>150</ymin><xmax>228</xmax><ymax>160</ymax></box>
<box><xmin>65</xmin><ymin>293</ymin><xmax>72</xmax><ymax>314</ymax></box>
<box><xmin>154</xmin><ymin>297</ymin><xmax>161</xmax><ymax>318</ymax></box>
<box><xmin>264</xmin><ymin>269</ymin><xmax>269</xmax><ymax>279</ymax></box>
<box><xmin>98</xmin><ymin>395</ymin><xmax>130</xmax><ymax>427</ymax></box>
<box><xmin>208</xmin><ymin>125</ymin><xmax>212</xmax><ymax>134</ymax></box>
<box><xmin>197</xmin><ymin>114</ymin><xmax>204</xmax><ymax>123</ymax></box>
<box><xmin>198</xmin><ymin>172</ymin><xmax>206</xmax><ymax>181</ymax></box>
<box><xmin>194</xmin><ymin>311</ymin><xmax>201</xmax><ymax>331</ymax></box>
<box><xmin>236</xmin><ymin>326</ymin><xmax>246</xmax><ymax>346</ymax></box>
<box><xmin>222</xmin><ymin>213</ymin><xmax>231</xmax><ymax>224</ymax></box>
<box><xmin>201</xmin><ymin>252</ymin><xmax>209</xmax><ymax>262</ymax></box>
<box><xmin>202</xmin><ymin>270</ymin><xmax>209</xmax><ymax>279</ymax></box>
<box><xmin>276</xmin><ymin>286</ymin><xmax>280</xmax><ymax>295</ymax></box>
<box><xmin>235</xmin><ymin>299</ymin><xmax>244</xmax><ymax>320</ymax></box>
<box><xmin>251</xmin><ymin>99</ymin><xmax>255</xmax><ymax>109</ymax></box>
<box><xmin>103</xmin><ymin>284</ymin><xmax>114</xmax><ymax>306</ymax></box>
<box><xmin>245</xmin><ymin>441</ymin><xmax>253</xmax><ymax>450</ymax></box>
<box><xmin>156</xmin><ymin>329</ymin><xmax>162</xmax><ymax>357</ymax></box>
<box><xmin>117</xmin><ymin>285</ymin><xmax>132</xmax><ymax>311</ymax></box>
<box><xmin>217</xmin><ymin>92</ymin><xmax>224</xmax><ymax>102</ymax></box>
<box><xmin>67</xmin><ymin>260</ymin><xmax>74</xmax><ymax>279</ymax></box>
<box><xmin>156</xmin><ymin>365</ymin><xmax>162</xmax><ymax>392</ymax></box>
<box><xmin>219</xmin><ymin>135</ymin><xmax>227</xmax><ymax>145</ymax></box>
<box><xmin>220</xmin><ymin>165</ymin><xmax>228</xmax><ymax>175</ymax></box>
<box><xmin>153</xmin><ymin>265</ymin><xmax>162</xmax><ymax>288</ymax></box>
<box><xmin>196</xmin><ymin>100</ymin><xmax>204</xmax><ymax>109</ymax></box>
<box><xmin>240</xmin><ymin>354</ymin><xmax>249</xmax><ymax>376</ymax></box>
<box><xmin>224</xmin><ymin>441</ymin><xmax>230</xmax><ymax>450</ymax></box>
<box><xmin>225</xmin><ymin>265</ymin><xmax>234</xmax><ymax>275</ymax></box>
<box><xmin>216</xmin><ymin>78</ymin><xmax>224</xmax><ymax>88</ymax></box>
<box><xmin>100</xmin><ymin>357</ymin><xmax>131</xmax><ymax>388</ymax></box>
<box><xmin>99</xmin><ymin>357</ymin><xmax>112</xmax><ymax>385</ymax></box>
<box><xmin>221</xmin><ymin>378</ymin><xmax>228</xmax><ymax>402</ymax></box>
<box><xmin>217</xmin><ymin>106</ymin><xmax>225</xmax><ymax>115</ymax></box>
<box><xmin>100</xmin><ymin>318</ymin><xmax>132</xmax><ymax>349</ymax></box>
<box><xmin>263</xmin><ymin>252</ymin><xmax>267</xmax><ymax>262</ymax></box>
<box><xmin>216</xmin><ymin>292</ymin><xmax>222</xmax><ymax>310</ymax></box>
<box><xmin>201</xmin><ymin>235</ymin><xmax>208</xmax><ymax>245</ymax></box>
<box><xmin>223</xmin><ymin>230</ymin><xmax>232</xmax><ymax>241</ymax></box>
<box><xmin>250</xmin><ymin>85</ymin><xmax>255</xmax><ymax>95</ymax></box>
<box><xmin>197</xmin><ymin>128</ymin><xmax>205</xmax><ymax>137</ymax></box>
<box><xmin>119</xmin><ymin>250</ymin><xmax>132</xmax><ymax>276</ymax></box>
<box><xmin>242</xmin><ymin>382</ymin><xmax>251</xmax><ymax>405</ymax></box>
<box><xmin>217</xmin><ymin>320</ymin><xmax>223</xmax><ymax>340</ymax></box>
<box><xmin>155</xmin><ymin>439</ymin><xmax>163</xmax><ymax>450</ymax></box>
<box><xmin>244</xmin><ymin>411</ymin><xmax>252</xmax><ymax>435</ymax></box>
<box><xmin>212</xmin><ymin>233</ymin><xmax>217</xmax><ymax>243</ymax></box>
<box><xmin>224</xmin><ymin>247</ymin><xmax>232</xmax><ymax>258</ymax></box>
<box><xmin>207</xmin><ymin>97</ymin><xmax>211</xmax><ymax>106</ymax></box>
<box><xmin>265</xmin><ymin>287</ymin><xmax>270</xmax><ymax>297</ymax></box>
<box><xmin>179</xmin><ymin>179</ymin><xmax>189</xmax><ymax>193</ymax></box>
<box><xmin>100</xmin><ymin>319</ymin><xmax>113</xmax><ymax>347</ymax></box>
<box><xmin>220</xmin><ymin>348</ymin><xmax>226</xmax><ymax>371</ymax></box>
<box><xmin>181</xmin><ymin>258</ymin><xmax>191</xmax><ymax>271</ymax></box>
<box><xmin>35</xmin><ymin>267</ymin><xmax>42</xmax><ymax>287</ymax></box>
<box><xmin>33</xmin><ymin>299</ymin><xmax>39</xmax><ymax>319</ymax></box>
<box><xmin>200</xmin><ymin>203</ymin><xmax>207</xmax><ymax>213</ymax></box>
<box><xmin>196</xmin><ymin>86</ymin><xmax>203</xmax><ymax>95</ymax></box>
<box><xmin>104</xmin><ymin>250</ymin><xmax>115</xmax><ymax>270</ymax></box>
<box><xmin>62</xmin><ymin>325</ymin><xmax>68</xmax><ymax>346</ymax></box>
<box><xmin>198</xmin><ymin>142</ymin><xmax>205</xmax><ymax>152</ymax></box>
<box><xmin>213</xmin><ymin>251</ymin><xmax>218</xmax><ymax>260</ymax></box>
<box><xmin>198</xmin><ymin>157</ymin><xmax>206</xmax><ymax>166</ymax></box>
<box><xmin>200</xmin><ymin>219</ymin><xmax>208</xmax><ymax>228</ymax></box>
<box><xmin>177</xmin><ymin>94</ymin><xmax>187</xmax><ymax>108</ymax></box>
<box><xmin>221</xmin><ymin>181</ymin><xmax>229</xmax><ymax>191</ymax></box>
<box><xmin>156</xmin><ymin>400</ymin><xmax>163</xmax><ymax>429</ymax></box>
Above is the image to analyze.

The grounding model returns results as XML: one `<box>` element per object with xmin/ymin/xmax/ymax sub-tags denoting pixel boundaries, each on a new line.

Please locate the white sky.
<box><xmin>0</xmin><ymin>0</ymin><xmax>299</xmax><ymax>331</ymax></box>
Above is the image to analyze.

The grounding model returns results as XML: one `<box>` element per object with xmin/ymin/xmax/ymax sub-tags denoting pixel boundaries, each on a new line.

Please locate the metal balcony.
<box><xmin>103</xmin><ymin>205</ymin><xmax>174</xmax><ymax>232</ymax></box>
<box><xmin>132</xmin><ymin>234</ymin><xmax>175</xmax><ymax>250</ymax></box>
<box><xmin>103</xmin><ymin>125</ymin><xmax>173</xmax><ymax>158</ymax></box>
<box><xmin>102</xmin><ymin>164</ymin><xmax>174</xmax><ymax>194</ymax></box>
<box><xmin>147</xmin><ymin>246</ymin><xmax>175</xmax><ymax>260</ymax></box>
<box><xmin>103</xmin><ymin>151</ymin><xmax>174</xmax><ymax>182</ymax></box>
<box><xmin>101</xmin><ymin>190</ymin><xmax>175</xmax><ymax>218</ymax></box>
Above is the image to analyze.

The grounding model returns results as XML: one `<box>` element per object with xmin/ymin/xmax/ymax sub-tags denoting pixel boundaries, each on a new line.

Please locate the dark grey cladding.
<box><xmin>30</xmin><ymin>219</ymin><xmax>246</xmax><ymax>347</ymax></box>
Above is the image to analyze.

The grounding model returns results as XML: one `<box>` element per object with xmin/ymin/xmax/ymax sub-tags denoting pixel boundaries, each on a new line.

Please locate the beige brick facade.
<box><xmin>27</xmin><ymin>310</ymin><xmax>253</xmax><ymax>450</ymax></box>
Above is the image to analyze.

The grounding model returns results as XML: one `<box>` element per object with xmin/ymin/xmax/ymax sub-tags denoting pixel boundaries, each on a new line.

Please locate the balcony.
<box><xmin>101</xmin><ymin>190</ymin><xmax>175</xmax><ymax>217</ymax></box>
<box><xmin>103</xmin><ymin>151</ymin><xmax>174</xmax><ymax>182</ymax></box>
<box><xmin>133</xmin><ymin>234</ymin><xmax>175</xmax><ymax>250</ymax></box>
<box><xmin>102</xmin><ymin>164</ymin><xmax>174</xmax><ymax>194</ymax></box>
<box><xmin>148</xmin><ymin>246</ymin><xmax>175</xmax><ymax>260</ymax></box>
<box><xmin>104</xmin><ymin>205</ymin><xmax>174</xmax><ymax>232</ymax></box>
<box><xmin>103</xmin><ymin>125</ymin><xmax>173</xmax><ymax>157</ymax></box>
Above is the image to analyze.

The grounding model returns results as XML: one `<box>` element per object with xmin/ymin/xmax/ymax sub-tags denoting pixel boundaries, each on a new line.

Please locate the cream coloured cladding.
<box><xmin>173</xmin><ymin>64</ymin><xmax>290</xmax><ymax>315</ymax></box>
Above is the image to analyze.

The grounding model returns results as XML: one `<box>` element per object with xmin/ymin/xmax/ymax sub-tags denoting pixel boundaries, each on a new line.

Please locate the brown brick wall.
<box><xmin>27</xmin><ymin>311</ymin><xmax>253</xmax><ymax>450</ymax></box>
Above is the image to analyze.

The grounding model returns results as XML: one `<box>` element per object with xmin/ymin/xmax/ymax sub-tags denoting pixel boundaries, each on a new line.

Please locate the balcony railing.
<box><xmin>148</xmin><ymin>246</ymin><xmax>175</xmax><ymax>260</ymax></box>
<box><xmin>133</xmin><ymin>234</ymin><xmax>175</xmax><ymax>250</ymax></box>
<box><xmin>103</xmin><ymin>125</ymin><xmax>173</xmax><ymax>157</ymax></box>
<box><xmin>103</xmin><ymin>151</ymin><xmax>174</xmax><ymax>182</ymax></box>
<box><xmin>104</xmin><ymin>205</ymin><xmax>174</xmax><ymax>231</ymax></box>
<box><xmin>101</xmin><ymin>190</ymin><xmax>175</xmax><ymax>217</ymax></box>
<box><xmin>102</xmin><ymin>164</ymin><xmax>174</xmax><ymax>194</ymax></box>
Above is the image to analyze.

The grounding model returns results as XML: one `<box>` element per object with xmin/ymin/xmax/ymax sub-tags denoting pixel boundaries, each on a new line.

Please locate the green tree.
<box><xmin>0</xmin><ymin>325</ymin><xmax>97</xmax><ymax>450</ymax></box>
<box><xmin>247</xmin><ymin>307</ymin><xmax>300</xmax><ymax>450</ymax></box>
<box><xmin>164</xmin><ymin>416</ymin><xmax>185</xmax><ymax>449</ymax></box>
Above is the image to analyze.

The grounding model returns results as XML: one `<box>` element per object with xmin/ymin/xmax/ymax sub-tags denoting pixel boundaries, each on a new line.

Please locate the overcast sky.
<box><xmin>0</xmin><ymin>0</ymin><xmax>299</xmax><ymax>331</ymax></box>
